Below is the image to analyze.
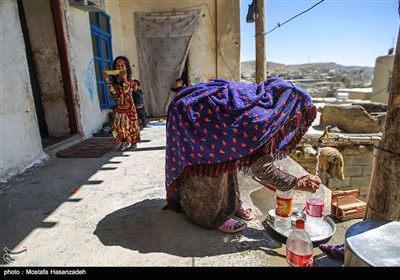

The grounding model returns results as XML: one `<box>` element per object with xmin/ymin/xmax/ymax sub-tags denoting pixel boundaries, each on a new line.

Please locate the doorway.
<box><xmin>18</xmin><ymin>0</ymin><xmax>78</xmax><ymax>147</ymax></box>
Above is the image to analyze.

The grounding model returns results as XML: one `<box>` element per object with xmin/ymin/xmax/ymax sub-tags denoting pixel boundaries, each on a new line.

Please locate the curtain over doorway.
<box><xmin>134</xmin><ymin>10</ymin><xmax>200</xmax><ymax>117</ymax></box>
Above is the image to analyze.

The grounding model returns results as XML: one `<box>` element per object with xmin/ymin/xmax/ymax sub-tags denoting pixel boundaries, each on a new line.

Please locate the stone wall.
<box><xmin>328</xmin><ymin>145</ymin><xmax>373</xmax><ymax>201</ymax></box>
<box><xmin>290</xmin><ymin>144</ymin><xmax>373</xmax><ymax>202</ymax></box>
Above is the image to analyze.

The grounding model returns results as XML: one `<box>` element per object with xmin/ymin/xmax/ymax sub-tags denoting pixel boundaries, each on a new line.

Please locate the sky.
<box><xmin>240</xmin><ymin>0</ymin><xmax>399</xmax><ymax>67</ymax></box>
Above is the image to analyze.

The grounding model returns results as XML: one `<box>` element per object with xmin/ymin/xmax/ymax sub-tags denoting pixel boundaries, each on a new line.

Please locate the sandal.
<box><xmin>235</xmin><ymin>204</ymin><xmax>254</xmax><ymax>221</ymax></box>
<box><xmin>120</xmin><ymin>142</ymin><xmax>131</xmax><ymax>152</ymax></box>
<box><xmin>217</xmin><ymin>218</ymin><xmax>245</xmax><ymax>233</ymax></box>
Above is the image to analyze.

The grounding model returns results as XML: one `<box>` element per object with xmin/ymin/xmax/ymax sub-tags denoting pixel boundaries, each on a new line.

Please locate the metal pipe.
<box><xmin>320</xmin><ymin>134</ymin><xmax>382</xmax><ymax>144</ymax></box>
<box><xmin>318</xmin><ymin>126</ymin><xmax>382</xmax><ymax>144</ymax></box>
<box><xmin>344</xmin><ymin>136</ymin><xmax>382</xmax><ymax>142</ymax></box>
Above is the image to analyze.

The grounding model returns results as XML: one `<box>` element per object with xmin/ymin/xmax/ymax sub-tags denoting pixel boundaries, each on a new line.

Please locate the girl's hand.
<box><xmin>103</xmin><ymin>72</ymin><xmax>110</xmax><ymax>84</ymax></box>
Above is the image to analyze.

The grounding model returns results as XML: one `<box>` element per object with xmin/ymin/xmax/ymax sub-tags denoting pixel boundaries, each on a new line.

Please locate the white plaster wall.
<box><xmin>0</xmin><ymin>1</ymin><xmax>47</xmax><ymax>182</ymax></box>
<box><xmin>65</xmin><ymin>4</ymin><xmax>109</xmax><ymax>138</ymax></box>
<box><xmin>188</xmin><ymin>0</ymin><xmax>219</xmax><ymax>83</ymax></box>
<box><xmin>108</xmin><ymin>0</ymin><xmax>240</xmax><ymax>84</ymax></box>
<box><xmin>215</xmin><ymin>0</ymin><xmax>240</xmax><ymax>81</ymax></box>
<box><xmin>104</xmin><ymin>2</ymin><xmax>124</xmax><ymax>63</ymax></box>
<box><xmin>371</xmin><ymin>55</ymin><xmax>395</xmax><ymax>105</ymax></box>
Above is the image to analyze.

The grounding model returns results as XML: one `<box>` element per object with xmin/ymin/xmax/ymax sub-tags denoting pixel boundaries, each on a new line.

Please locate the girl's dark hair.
<box><xmin>111</xmin><ymin>56</ymin><xmax>133</xmax><ymax>84</ymax></box>
<box><xmin>133</xmin><ymin>79</ymin><xmax>140</xmax><ymax>86</ymax></box>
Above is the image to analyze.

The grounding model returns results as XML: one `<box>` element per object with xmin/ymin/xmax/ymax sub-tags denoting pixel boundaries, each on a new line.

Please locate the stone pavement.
<box><xmin>0</xmin><ymin>123</ymin><xmax>359</xmax><ymax>268</ymax></box>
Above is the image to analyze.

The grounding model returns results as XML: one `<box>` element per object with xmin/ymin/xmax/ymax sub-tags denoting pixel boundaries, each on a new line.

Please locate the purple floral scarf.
<box><xmin>165</xmin><ymin>77</ymin><xmax>316</xmax><ymax>201</ymax></box>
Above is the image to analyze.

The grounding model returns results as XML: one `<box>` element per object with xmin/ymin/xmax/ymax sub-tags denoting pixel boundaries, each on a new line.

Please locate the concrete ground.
<box><xmin>0</xmin><ymin>122</ymin><xmax>359</xmax><ymax>268</ymax></box>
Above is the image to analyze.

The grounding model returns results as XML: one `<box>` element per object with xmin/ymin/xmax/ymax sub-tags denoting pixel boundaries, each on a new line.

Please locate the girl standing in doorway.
<box><xmin>103</xmin><ymin>56</ymin><xmax>140</xmax><ymax>151</ymax></box>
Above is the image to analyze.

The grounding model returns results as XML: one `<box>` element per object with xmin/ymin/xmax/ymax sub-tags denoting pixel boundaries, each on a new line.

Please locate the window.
<box><xmin>90</xmin><ymin>11</ymin><xmax>115</xmax><ymax>109</ymax></box>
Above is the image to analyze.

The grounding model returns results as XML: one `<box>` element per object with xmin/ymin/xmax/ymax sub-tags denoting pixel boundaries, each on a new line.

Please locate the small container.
<box><xmin>268</xmin><ymin>209</ymin><xmax>276</xmax><ymax>223</ymax></box>
<box><xmin>291</xmin><ymin>211</ymin><xmax>306</xmax><ymax>226</ymax></box>
<box><xmin>268</xmin><ymin>209</ymin><xmax>306</xmax><ymax>227</ymax></box>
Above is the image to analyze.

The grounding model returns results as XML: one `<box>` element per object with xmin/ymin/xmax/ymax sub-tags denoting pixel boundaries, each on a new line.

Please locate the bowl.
<box><xmin>267</xmin><ymin>209</ymin><xmax>306</xmax><ymax>226</ymax></box>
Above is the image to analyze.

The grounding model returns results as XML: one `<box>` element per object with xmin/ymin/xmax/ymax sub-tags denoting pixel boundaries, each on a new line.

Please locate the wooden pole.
<box><xmin>365</xmin><ymin>29</ymin><xmax>400</xmax><ymax>220</ymax></box>
<box><xmin>255</xmin><ymin>0</ymin><xmax>266</xmax><ymax>83</ymax></box>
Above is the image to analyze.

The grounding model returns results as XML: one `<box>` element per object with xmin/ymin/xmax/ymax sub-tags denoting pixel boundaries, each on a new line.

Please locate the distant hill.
<box><xmin>241</xmin><ymin>61</ymin><xmax>374</xmax><ymax>84</ymax></box>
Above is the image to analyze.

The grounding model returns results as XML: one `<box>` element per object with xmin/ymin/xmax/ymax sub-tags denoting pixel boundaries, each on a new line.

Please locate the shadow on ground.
<box><xmin>0</xmin><ymin>155</ymin><xmax>118</xmax><ymax>265</ymax></box>
<box><xmin>94</xmin><ymin>198</ymin><xmax>284</xmax><ymax>258</ymax></box>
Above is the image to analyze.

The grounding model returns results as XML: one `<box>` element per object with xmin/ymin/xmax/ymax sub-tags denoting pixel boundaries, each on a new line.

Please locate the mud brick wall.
<box><xmin>327</xmin><ymin>145</ymin><xmax>373</xmax><ymax>202</ymax></box>
<box><xmin>291</xmin><ymin>144</ymin><xmax>374</xmax><ymax>202</ymax></box>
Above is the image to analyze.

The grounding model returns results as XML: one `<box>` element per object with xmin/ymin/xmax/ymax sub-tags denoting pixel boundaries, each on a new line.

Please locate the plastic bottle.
<box><xmin>286</xmin><ymin>219</ymin><xmax>314</xmax><ymax>267</ymax></box>
<box><xmin>291</xmin><ymin>188</ymin><xmax>304</xmax><ymax>212</ymax></box>
<box><xmin>305</xmin><ymin>184</ymin><xmax>325</xmax><ymax>238</ymax></box>
<box><xmin>274</xmin><ymin>189</ymin><xmax>293</xmax><ymax>234</ymax></box>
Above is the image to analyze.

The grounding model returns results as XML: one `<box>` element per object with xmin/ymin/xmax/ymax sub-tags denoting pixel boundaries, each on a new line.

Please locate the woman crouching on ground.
<box><xmin>163</xmin><ymin>77</ymin><xmax>321</xmax><ymax>233</ymax></box>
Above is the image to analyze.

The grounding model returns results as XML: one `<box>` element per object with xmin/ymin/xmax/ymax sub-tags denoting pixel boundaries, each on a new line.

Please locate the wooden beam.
<box><xmin>255</xmin><ymin>0</ymin><xmax>266</xmax><ymax>83</ymax></box>
<box><xmin>365</xmin><ymin>28</ymin><xmax>400</xmax><ymax>220</ymax></box>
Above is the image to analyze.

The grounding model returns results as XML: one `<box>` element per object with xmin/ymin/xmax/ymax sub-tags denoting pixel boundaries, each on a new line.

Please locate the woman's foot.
<box><xmin>235</xmin><ymin>203</ymin><xmax>254</xmax><ymax>221</ymax></box>
<box><xmin>119</xmin><ymin>142</ymin><xmax>131</xmax><ymax>151</ymax></box>
<box><xmin>129</xmin><ymin>143</ymin><xmax>137</xmax><ymax>151</ymax></box>
<box><xmin>217</xmin><ymin>218</ymin><xmax>246</xmax><ymax>233</ymax></box>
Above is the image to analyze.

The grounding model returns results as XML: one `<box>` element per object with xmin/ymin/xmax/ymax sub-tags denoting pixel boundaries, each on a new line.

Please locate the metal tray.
<box><xmin>266</xmin><ymin>209</ymin><xmax>336</xmax><ymax>242</ymax></box>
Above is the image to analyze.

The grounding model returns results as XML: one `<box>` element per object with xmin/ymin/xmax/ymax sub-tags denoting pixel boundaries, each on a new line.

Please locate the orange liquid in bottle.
<box><xmin>275</xmin><ymin>196</ymin><xmax>293</xmax><ymax>218</ymax></box>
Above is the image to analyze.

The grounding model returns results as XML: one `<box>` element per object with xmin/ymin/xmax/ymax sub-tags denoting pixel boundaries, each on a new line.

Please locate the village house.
<box><xmin>371</xmin><ymin>54</ymin><xmax>394</xmax><ymax>104</ymax></box>
<box><xmin>1</xmin><ymin>0</ymin><xmax>240</xmax><ymax>181</ymax></box>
